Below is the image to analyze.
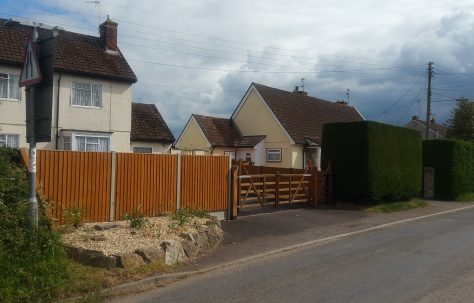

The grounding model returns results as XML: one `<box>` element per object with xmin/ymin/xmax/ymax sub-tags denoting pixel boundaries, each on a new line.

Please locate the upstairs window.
<box><xmin>71</xmin><ymin>82</ymin><xmax>102</xmax><ymax>108</ymax></box>
<box><xmin>0</xmin><ymin>73</ymin><xmax>20</xmax><ymax>100</ymax></box>
<box><xmin>0</xmin><ymin>134</ymin><xmax>19</xmax><ymax>148</ymax></box>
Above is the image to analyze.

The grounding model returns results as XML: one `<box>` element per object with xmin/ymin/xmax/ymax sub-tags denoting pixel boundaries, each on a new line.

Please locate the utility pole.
<box><xmin>426</xmin><ymin>62</ymin><xmax>433</xmax><ymax>139</ymax></box>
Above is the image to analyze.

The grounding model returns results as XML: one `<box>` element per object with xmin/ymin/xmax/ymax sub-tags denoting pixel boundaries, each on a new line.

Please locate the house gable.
<box><xmin>175</xmin><ymin>115</ymin><xmax>211</xmax><ymax>151</ymax></box>
<box><xmin>232</xmin><ymin>85</ymin><xmax>294</xmax><ymax>144</ymax></box>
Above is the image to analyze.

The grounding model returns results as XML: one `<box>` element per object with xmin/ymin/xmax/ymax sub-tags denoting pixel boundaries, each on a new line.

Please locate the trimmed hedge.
<box><xmin>321</xmin><ymin>121</ymin><xmax>422</xmax><ymax>203</ymax></box>
<box><xmin>422</xmin><ymin>139</ymin><xmax>474</xmax><ymax>200</ymax></box>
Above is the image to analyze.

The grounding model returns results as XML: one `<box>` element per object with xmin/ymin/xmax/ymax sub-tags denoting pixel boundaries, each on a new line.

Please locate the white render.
<box><xmin>0</xmin><ymin>65</ymin><xmax>133</xmax><ymax>152</ymax></box>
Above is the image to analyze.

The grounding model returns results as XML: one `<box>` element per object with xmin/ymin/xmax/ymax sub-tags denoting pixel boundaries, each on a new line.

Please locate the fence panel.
<box><xmin>181</xmin><ymin>155</ymin><xmax>229</xmax><ymax>211</ymax></box>
<box><xmin>36</xmin><ymin>150</ymin><xmax>112</xmax><ymax>224</ymax></box>
<box><xmin>114</xmin><ymin>153</ymin><xmax>178</xmax><ymax>220</ymax></box>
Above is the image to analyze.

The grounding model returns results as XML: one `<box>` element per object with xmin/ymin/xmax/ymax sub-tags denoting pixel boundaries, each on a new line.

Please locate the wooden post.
<box><xmin>312</xmin><ymin>167</ymin><xmax>318</xmax><ymax>207</ymax></box>
<box><xmin>231</xmin><ymin>166</ymin><xmax>239</xmax><ymax>219</ymax></box>
<box><xmin>262</xmin><ymin>176</ymin><xmax>266</xmax><ymax>205</ymax></box>
<box><xmin>327</xmin><ymin>161</ymin><xmax>333</xmax><ymax>204</ymax></box>
<box><xmin>275</xmin><ymin>171</ymin><xmax>280</xmax><ymax>208</ymax></box>
<box><xmin>289</xmin><ymin>175</ymin><xmax>292</xmax><ymax>204</ymax></box>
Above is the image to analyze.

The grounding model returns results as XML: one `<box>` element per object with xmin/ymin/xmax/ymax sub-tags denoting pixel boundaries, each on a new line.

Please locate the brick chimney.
<box><xmin>99</xmin><ymin>15</ymin><xmax>118</xmax><ymax>53</ymax></box>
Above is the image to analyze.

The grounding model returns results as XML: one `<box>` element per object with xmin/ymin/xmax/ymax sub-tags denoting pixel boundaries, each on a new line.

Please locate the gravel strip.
<box><xmin>62</xmin><ymin>216</ymin><xmax>208</xmax><ymax>256</ymax></box>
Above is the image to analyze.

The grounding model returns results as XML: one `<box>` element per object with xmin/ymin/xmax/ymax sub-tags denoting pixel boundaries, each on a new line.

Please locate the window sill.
<box><xmin>0</xmin><ymin>98</ymin><xmax>21</xmax><ymax>102</ymax></box>
<box><xmin>70</xmin><ymin>105</ymin><xmax>103</xmax><ymax>110</ymax></box>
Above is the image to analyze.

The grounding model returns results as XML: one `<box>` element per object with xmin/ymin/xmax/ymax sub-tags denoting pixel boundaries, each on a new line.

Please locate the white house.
<box><xmin>0</xmin><ymin>16</ymin><xmax>137</xmax><ymax>152</ymax></box>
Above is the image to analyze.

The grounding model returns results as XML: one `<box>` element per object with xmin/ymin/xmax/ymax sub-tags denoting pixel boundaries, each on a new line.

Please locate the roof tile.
<box><xmin>131</xmin><ymin>103</ymin><xmax>175</xmax><ymax>143</ymax></box>
<box><xmin>0</xmin><ymin>19</ymin><xmax>136</xmax><ymax>83</ymax></box>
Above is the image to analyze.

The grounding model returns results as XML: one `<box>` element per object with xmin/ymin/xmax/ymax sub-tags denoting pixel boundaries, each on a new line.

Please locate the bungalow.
<box><xmin>175</xmin><ymin>83</ymin><xmax>364</xmax><ymax>169</ymax></box>
<box><xmin>130</xmin><ymin>102</ymin><xmax>175</xmax><ymax>153</ymax></box>
<box><xmin>404</xmin><ymin>116</ymin><xmax>448</xmax><ymax>139</ymax></box>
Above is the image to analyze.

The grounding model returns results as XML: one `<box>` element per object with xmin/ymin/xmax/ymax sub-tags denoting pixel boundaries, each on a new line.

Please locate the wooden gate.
<box><xmin>231</xmin><ymin>164</ymin><xmax>331</xmax><ymax>217</ymax></box>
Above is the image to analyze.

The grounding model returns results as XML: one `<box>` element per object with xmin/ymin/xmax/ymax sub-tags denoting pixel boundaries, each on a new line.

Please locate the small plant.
<box><xmin>171</xmin><ymin>207</ymin><xmax>211</xmax><ymax>227</ymax></box>
<box><xmin>64</xmin><ymin>206</ymin><xmax>83</xmax><ymax>227</ymax></box>
<box><xmin>123</xmin><ymin>204</ymin><xmax>147</xmax><ymax>228</ymax></box>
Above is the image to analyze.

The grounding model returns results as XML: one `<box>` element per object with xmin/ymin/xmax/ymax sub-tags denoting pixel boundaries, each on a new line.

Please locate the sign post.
<box><xmin>20</xmin><ymin>27</ymin><xmax>55</xmax><ymax>229</ymax></box>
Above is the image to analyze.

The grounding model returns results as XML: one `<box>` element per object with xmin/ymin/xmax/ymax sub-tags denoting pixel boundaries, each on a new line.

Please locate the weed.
<box><xmin>123</xmin><ymin>204</ymin><xmax>148</xmax><ymax>229</ymax></box>
<box><xmin>64</xmin><ymin>206</ymin><xmax>83</xmax><ymax>227</ymax></box>
<box><xmin>171</xmin><ymin>207</ymin><xmax>211</xmax><ymax>227</ymax></box>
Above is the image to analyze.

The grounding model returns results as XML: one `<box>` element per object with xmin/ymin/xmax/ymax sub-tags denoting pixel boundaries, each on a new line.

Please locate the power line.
<box><xmin>128</xmin><ymin>58</ymin><xmax>424</xmax><ymax>75</ymax></box>
<box><xmin>375</xmin><ymin>70</ymin><xmax>427</xmax><ymax>121</ymax></box>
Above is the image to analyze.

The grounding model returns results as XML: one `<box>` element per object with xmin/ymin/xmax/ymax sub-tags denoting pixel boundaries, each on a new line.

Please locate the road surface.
<box><xmin>109</xmin><ymin>207</ymin><xmax>474</xmax><ymax>303</ymax></box>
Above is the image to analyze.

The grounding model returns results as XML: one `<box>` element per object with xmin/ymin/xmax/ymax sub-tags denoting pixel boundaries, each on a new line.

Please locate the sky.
<box><xmin>2</xmin><ymin>0</ymin><xmax>474</xmax><ymax>136</ymax></box>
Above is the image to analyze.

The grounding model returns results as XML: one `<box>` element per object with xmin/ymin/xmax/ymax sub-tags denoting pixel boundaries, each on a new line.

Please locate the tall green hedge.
<box><xmin>422</xmin><ymin>139</ymin><xmax>474</xmax><ymax>200</ymax></box>
<box><xmin>321</xmin><ymin>121</ymin><xmax>422</xmax><ymax>203</ymax></box>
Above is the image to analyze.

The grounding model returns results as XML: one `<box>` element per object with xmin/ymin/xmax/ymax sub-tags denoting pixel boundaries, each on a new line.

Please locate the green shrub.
<box><xmin>423</xmin><ymin>139</ymin><xmax>474</xmax><ymax>200</ymax></box>
<box><xmin>0</xmin><ymin>147</ymin><xmax>70</xmax><ymax>302</ymax></box>
<box><xmin>321</xmin><ymin>121</ymin><xmax>422</xmax><ymax>203</ymax></box>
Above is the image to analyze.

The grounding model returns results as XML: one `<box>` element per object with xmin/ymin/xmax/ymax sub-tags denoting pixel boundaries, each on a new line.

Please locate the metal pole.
<box><xmin>27</xmin><ymin>86</ymin><xmax>38</xmax><ymax>229</ymax></box>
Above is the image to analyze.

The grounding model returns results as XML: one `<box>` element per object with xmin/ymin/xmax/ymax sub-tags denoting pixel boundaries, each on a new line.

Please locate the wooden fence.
<box><xmin>22</xmin><ymin>149</ymin><xmax>230</xmax><ymax>224</ymax></box>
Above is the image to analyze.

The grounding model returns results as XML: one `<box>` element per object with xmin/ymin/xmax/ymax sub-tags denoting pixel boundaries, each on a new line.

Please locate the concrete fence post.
<box><xmin>109</xmin><ymin>151</ymin><xmax>117</xmax><ymax>221</ymax></box>
<box><xmin>176</xmin><ymin>154</ymin><xmax>182</xmax><ymax>211</ymax></box>
<box><xmin>226</xmin><ymin>155</ymin><xmax>232</xmax><ymax>220</ymax></box>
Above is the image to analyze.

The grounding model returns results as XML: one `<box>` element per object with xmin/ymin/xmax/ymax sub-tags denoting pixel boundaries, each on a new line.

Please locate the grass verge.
<box><xmin>455</xmin><ymin>193</ymin><xmax>474</xmax><ymax>202</ymax></box>
<box><xmin>367</xmin><ymin>199</ymin><xmax>428</xmax><ymax>213</ymax></box>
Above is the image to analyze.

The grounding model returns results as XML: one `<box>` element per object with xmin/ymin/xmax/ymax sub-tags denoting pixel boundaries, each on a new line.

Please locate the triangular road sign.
<box><xmin>19</xmin><ymin>39</ymin><xmax>42</xmax><ymax>87</ymax></box>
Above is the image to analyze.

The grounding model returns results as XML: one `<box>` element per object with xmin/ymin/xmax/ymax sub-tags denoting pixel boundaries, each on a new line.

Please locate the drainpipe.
<box><xmin>55</xmin><ymin>72</ymin><xmax>62</xmax><ymax>149</ymax></box>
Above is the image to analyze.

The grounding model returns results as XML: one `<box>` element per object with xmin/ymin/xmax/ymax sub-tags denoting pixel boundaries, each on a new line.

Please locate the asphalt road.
<box><xmin>110</xmin><ymin>207</ymin><xmax>474</xmax><ymax>303</ymax></box>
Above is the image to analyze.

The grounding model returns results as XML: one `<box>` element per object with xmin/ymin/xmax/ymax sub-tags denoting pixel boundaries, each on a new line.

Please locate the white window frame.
<box><xmin>224</xmin><ymin>151</ymin><xmax>236</xmax><ymax>160</ymax></box>
<box><xmin>61</xmin><ymin>132</ymin><xmax>110</xmax><ymax>152</ymax></box>
<box><xmin>266</xmin><ymin>148</ymin><xmax>282</xmax><ymax>162</ymax></box>
<box><xmin>0</xmin><ymin>134</ymin><xmax>20</xmax><ymax>148</ymax></box>
<box><xmin>245</xmin><ymin>152</ymin><xmax>252</xmax><ymax>162</ymax></box>
<box><xmin>70</xmin><ymin>81</ymin><xmax>103</xmax><ymax>108</ymax></box>
<box><xmin>0</xmin><ymin>72</ymin><xmax>20</xmax><ymax>101</ymax></box>
<box><xmin>133</xmin><ymin>146</ymin><xmax>153</xmax><ymax>153</ymax></box>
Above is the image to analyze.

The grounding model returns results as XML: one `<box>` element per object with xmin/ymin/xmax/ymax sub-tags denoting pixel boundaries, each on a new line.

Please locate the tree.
<box><xmin>446</xmin><ymin>98</ymin><xmax>474</xmax><ymax>141</ymax></box>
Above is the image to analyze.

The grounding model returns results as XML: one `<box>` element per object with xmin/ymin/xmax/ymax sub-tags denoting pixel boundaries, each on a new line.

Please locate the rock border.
<box><xmin>65</xmin><ymin>217</ymin><xmax>224</xmax><ymax>269</ymax></box>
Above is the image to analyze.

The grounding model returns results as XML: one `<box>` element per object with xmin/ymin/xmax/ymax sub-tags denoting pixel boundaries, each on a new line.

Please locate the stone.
<box><xmin>115</xmin><ymin>253</ymin><xmax>146</xmax><ymax>269</ymax></box>
<box><xmin>65</xmin><ymin>245</ymin><xmax>116</xmax><ymax>269</ymax></box>
<box><xmin>93</xmin><ymin>222</ymin><xmax>118</xmax><ymax>231</ymax></box>
<box><xmin>206</xmin><ymin>224</ymin><xmax>224</xmax><ymax>248</ymax></box>
<box><xmin>160</xmin><ymin>240</ymin><xmax>188</xmax><ymax>265</ymax></box>
<box><xmin>130</xmin><ymin>230</ymin><xmax>137</xmax><ymax>235</ymax></box>
<box><xmin>181</xmin><ymin>240</ymin><xmax>200</xmax><ymax>258</ymax></box>
<box><xmin>180</xmin><ymin>233</ymin><xmax>197</xmax><ymax>242</ymax></box>
<box><xmin>196</xmin><ymin>231</ymin><xmax>210</xmax><ymax>250</ymax></box>
<box><xmin>211</xmin><ymin>216</ymin><xmax>222</xmax><ymax>228</ymax></box>
<box><xmin>197</xmin><ymin>224</ymin><xmax>208</xmax><ymax>233</ymax></box>
<box><xmin>135</xmin><ymin>247</ymin><xmax>165</xmax><ymax>263</ymax></box>
<box><xmin>90</xmin><ymin>235</ymin><xmax>106</xmax><ymax>241</ymax></box>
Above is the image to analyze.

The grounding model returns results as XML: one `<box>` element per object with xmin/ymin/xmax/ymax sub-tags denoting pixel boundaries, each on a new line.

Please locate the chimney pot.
<box><xmin>335</xmin><ymin>100</ymin><xmax>348</xmax><ymax>105</ymax></box>
<box><xmin>412</xmin><ymin>115</ymin><xmax>418</xmax><ymax>120</ymax></box>
<box><xmin>99</xmin><ymin>17</ymin><xmax>118</xmax><ymax>52</ymax></box>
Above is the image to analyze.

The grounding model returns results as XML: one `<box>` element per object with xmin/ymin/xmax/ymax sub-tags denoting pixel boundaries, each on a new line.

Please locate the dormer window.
<box><xmin>0</xmin><ymin>73</ymin><xmax>20</xmax><ymax>100</ymax></box>
<box><xmin>71</xmin><ymin>82</ymin><xmax>102</xmax><ymax>108</ymax></box>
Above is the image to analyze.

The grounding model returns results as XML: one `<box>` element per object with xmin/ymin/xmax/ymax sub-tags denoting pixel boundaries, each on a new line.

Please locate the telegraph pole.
<box><xmin>425</xmin><ymin>62</ymin><xmax>433</xmax><ymax>139</ymax></box>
